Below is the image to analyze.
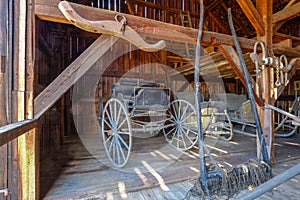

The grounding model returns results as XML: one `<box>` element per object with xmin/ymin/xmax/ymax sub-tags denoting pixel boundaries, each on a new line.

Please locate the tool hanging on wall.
<box><xmin>250</xmin><ymin>41</ymin><xmax>299</xmax><ymax>87</ymax></box>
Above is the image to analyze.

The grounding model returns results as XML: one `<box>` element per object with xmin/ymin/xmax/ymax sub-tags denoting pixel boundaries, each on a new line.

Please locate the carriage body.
<box><xmin>99</xmin><ymin>78</ymin><xmax>200</xmax><ymax>167</ymax></box>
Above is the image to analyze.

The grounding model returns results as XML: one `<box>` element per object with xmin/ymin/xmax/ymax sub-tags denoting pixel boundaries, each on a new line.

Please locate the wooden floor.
<box><xmin>40</xmin><ymin>130</ymin><xmax>300</xmax><ymax>200</ymax></box>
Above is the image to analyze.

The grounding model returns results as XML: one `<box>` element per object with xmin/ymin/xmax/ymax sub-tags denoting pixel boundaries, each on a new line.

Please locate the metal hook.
<box><xmin>115</xmin><ymin>14</ymin><xmax>126</xmax><ymax>33</ymax></box>
<box><xmin>250</xmin><ymin>41</ymin><xmax>266</xmax><ymax>77</ymax></box>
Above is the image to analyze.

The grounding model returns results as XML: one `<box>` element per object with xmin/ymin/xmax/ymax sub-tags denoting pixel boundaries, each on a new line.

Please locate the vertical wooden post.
<box><xmin>9</xmin><ymin>0</ymin><xmax>38</xmax><ymax>199</ymax></box>
<box><xmin>25</xmin><ymin>0</ymin><xmax>39</xmax><ymax>199</ymax></box>
<box><xmin>0</xmin><ymin>0</ymin><xmax>8</xmax><ymax>199</ymax></box>
<box><xmin>256</xmin><ymin>0</ymin><xmax>275</xmax><ymax>162</ymax></box>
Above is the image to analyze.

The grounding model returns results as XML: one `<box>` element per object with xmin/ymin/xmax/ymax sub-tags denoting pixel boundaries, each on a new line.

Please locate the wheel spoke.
<box><xmin>112</xmin><ymin>138</ymin><xmax>116</xmax><ymax>163</ymax></box>
<box><xmin>108</xmin><ymin>136</ymin><xmax>115</xmax><ymax>156</ymax></box>
<box><xmin>181</xmin><ymin>104</ymin><xmax>189</xmax><ymax>121</ymax></box>
<box><xmin>176</xmin><ymin>129</ymin><xmax>180</xmax><ymax>148</ymax></box>
<box><xmin>180</xmin><ymin>129</ymin><xmax>187</xmax><ymax>149</ymax></box>
<box><xmin>182</xmin><ymin>128</ymin><xmax>194</xmax><ymax>145</ymax></box>
<box><xmin>103</xmin><ymin>118</ymin><xmax>113</xmax><ymax>129</ymax></box>
<box><xmin>116</xmin><ymin>137</ymin><xmax>126</xmax><ymax>161</ymax></box>
<box><xmin>178</xmin><ymin>101</ymin><xmax>182</xmax><ymax>119</ymax></box>
<box><xmin>115</xmin><ymin>137</ymin><xmax>121</xmax><ymax>165</ymax></box>
<box><xmin>118</xmin><ymin>135</ymin><xmax>130</xmax><ymax>150</ymax></box>
<box><xmin>117</xmin><ymin>118</ymin><xmax>128</xmax><ymax>129</ymax></box>
<box><xmin>182</xmin><ymin>126</ymin><xmax>198</xmax><ymax>136</ymax></box>
<box><xmin>113</xmin><ymin>100</ymin><xmax>117</xmax><ymax>121</ymax></box>
<box><xmin>170</xmin><ymin>127</ymin><xmax>179</xmax><ymax>144</ymax></box>
<box><xmin>116</xmin><ymin>106</ymin><xmax>122</xmax><ymax>125</ymax></box>
<box><xmin>181</xmin><ymin>111</ymin><xmax>196</xmax><ymax>123</ymax></box>
<box><xmin>172</xmin><ymin>104</ymin><xmax>178</xmax><ymax>120</ymax></box>
<box><xmin>118</xmin><ymin>131</ymin><xmax>130</xmax><ymax>135</ymax></box>
<box><xmin>165</xmin><ymin>126</ymin><xmax>176</xmax><ymax>137</ymax></box>
<box><xmin>105</xmin><ymin>110</ymin><xmax>114</xmax><ymax>127</ymax></box>
<box><xmin>105</xmin><ymin>135</ymin><xmax>113</xmax><ymax>144</ymax></box>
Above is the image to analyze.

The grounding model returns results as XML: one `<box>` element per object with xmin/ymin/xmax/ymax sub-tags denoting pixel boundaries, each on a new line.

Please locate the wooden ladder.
<box><xmin>180</xmin><ymin>11</ymin><xmax>195</xmax><ymax>58</ymax></box>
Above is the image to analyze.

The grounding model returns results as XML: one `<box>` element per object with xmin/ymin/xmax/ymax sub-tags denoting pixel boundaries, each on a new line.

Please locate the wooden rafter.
<box><xmin>273</xmin><ymin>0</ymin><xmax>297</xmax><ymax>32</ymax></box>
<box><xmin>236</xmin><ymin>0</ymin><xmax>264</xmax><ymax>36</ymax></box>
<box><xmin>126</xmin><ymin>0</ymin><xmax>136</xmax><ymax>15</ymax></box>
<box><xmin>218</xmin><ymin>45</ymin><xmax>264</xmax><ymax>106</ymax></box>
<box><xmin>273</xmin><ymin>2</ymin><xmax>300</xmax><ymax>24</ymax></box>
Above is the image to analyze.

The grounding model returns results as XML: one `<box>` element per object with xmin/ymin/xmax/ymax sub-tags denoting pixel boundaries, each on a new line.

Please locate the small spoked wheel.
<box><xmin>101</xmin><ymin>98</ymin><xmax>132</xmax><ymax>167</ymax></box>
<box><xmin>163</xmin><ymin>99</ymin><xmax>198</xmax><ymax>150</ymax></box>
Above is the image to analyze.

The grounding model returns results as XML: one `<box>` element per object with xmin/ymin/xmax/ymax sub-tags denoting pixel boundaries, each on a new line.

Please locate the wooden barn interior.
<box><xmin>1</xmin><ymin>0</ymin><xmax>300</xmax><ymax>199</ymax></box>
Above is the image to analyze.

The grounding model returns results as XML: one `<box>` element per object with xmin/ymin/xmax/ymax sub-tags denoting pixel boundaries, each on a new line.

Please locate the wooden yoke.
<box><xmin>58</xmin><ymin>1</ymin><xmax>166</xmax><ymax>52</ymax></box>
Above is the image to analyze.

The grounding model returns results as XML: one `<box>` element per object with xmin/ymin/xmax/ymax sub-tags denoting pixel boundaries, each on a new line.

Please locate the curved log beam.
<box><xmin>58</xmin><ymin>1</ymin><xmax>166</xmax><ymax>52</ymax></box>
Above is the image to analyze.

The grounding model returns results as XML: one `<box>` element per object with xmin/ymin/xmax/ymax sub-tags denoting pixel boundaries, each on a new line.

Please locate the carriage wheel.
<box><xmin>101</xmin><ymin>98</ymin><xmax>132</xmax><ymax>167</ymax></box>
<box><xmin>164</xmin><ymin>99</ymin><xmax>198</xmax><ymax>150</ymax></box>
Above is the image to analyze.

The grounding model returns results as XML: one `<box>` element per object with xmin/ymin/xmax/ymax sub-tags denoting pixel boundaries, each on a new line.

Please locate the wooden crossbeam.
<box><xmin>236</xmin><ymin>0</ymin><xmax>264</xmax><ymax>36</ymax></box>
<box><xmin>34</xmin><ymin>0</ymin><xmax>253</xmax><ymax>48</ymax></box>
<box><xmin>0</xmin><ymin>119</ymin><xmax>37</xmax><ymax>147</ymax></box>
<box><xmin>35</xmin><ymin>0</ymin><xmax>300</xmax><ymax>57</ymax></box>
<box><xmin>34</xmin><ymin>35</ymin><xmax>119</xmax><ymax>118</ymax></box>
<box><xmin>218</xmin><ymin>45</ymin><xmax>264</xmax><ymax>106</ymax></box>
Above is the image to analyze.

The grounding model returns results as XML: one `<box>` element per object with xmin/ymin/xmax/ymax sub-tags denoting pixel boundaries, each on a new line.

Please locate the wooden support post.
<box><xmin>256</xmin><ymin>0</ymin><xmax>274</xmax><ymax>162</ymax></box>
<box><xmin>0</xmin><ymin>0</ymin><xmax>8</xmax><ymax>198</ymax></box>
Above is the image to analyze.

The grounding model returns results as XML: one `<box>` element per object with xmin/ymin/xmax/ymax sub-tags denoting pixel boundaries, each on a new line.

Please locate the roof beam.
<box><xmin>273</xmin><ymin>0</ymin><xmax>297</xmax><ymax>32</ymax></box>
<box><xmin>236</xmin><ymin>0</ymin><xmax>265</xmax><ymax>36</ymax></box>
<box><xmin>273</xmin><ymin>2</ymin><xmax>300</xmax><ymax>24</ymax></box>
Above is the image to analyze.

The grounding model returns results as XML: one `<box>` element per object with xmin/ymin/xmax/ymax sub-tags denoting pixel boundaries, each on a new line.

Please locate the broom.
<box><xmin>184</xmin><ymin>2</ymin><xmax>272</xmax><ymax>199</ymax></box>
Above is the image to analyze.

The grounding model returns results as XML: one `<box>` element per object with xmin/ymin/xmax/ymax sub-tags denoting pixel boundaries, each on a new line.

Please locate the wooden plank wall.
<box><xmin>35</xmin><ymin>19</ymin><xmax>98</xmax><ymax>159</ymax></box>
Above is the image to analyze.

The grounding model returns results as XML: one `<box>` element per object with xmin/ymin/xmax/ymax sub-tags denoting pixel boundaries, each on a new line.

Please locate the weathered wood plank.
<box><xmin>0</xmin><ymin>0</ymin><xmax>9</xmax><ymax>194</ymax></box>
<box><xmin>236</xmin><ymin>0</ymin><xmax>264</xmax><ymax>35</ymax></box>
<box><xmin>0</xmin><ymin>119</ymin><xmax>38</xmax><ymax>147</ymax></box>
<box><xmin>256</xmin><ymin>0</ymin><xmax>274</xmax><ymax>161</ymax></box>
<box><xmin>33</xmin><ymin>1</ymin><xmax>230</xmax><ymax>48</ymax></box>
<box><xmin>34</xmin><ymin>35</ymin><xmax>119</xmax><ymax>119</ymax></box>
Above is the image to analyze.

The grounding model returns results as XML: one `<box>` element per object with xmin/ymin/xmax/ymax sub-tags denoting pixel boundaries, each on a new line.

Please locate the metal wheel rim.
<box><xmin>101</xmin><ymin>98</ymin><xmax>132</xmax><ymax>167</ymax></box>
<box><xmin>164</xmin><ymin>99</ymin><xmax>198</xmax><ymax>150</ymax></box>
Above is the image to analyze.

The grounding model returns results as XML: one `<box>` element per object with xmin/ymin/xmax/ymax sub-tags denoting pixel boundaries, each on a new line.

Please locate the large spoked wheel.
<box><xmin>101</xmin><ymin>98</ymin><xmax>132</xmax><ymax>167</ymax></box>
<box><xmin>164</xmin><ymin>99</ymin><xmax>198</xmax><ymax>150</ymax></box>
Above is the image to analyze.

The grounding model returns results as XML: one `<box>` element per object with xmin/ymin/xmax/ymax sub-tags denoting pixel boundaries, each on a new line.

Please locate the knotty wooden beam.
<box><xmin>256</xmin><ymin>0</ymin><xmax>274</xmax><ymax>162</ymax></box>
<box><xmin>35</xmin><ymin>0</ymin><xmax>253</xmax><ymax>48</ymax></box>
<box><xmin>35</xmin><ymin>0</ymin><xmax>300</xmax><ymax>57</ymax></box>
<box><xmin>218</xmin><ymin>45</ymin><xmax>264</xmax><ymax>106</ymax></box>
<box><xmin>34</xmin><ymin>35</ymin><xmax>118</xmax><ymax>119</ymax></box>
<box><xmin>273</xmin><ymin>2</ymin><xmax>300</xmax><ymax>24</ymax></box>
<box><xmin>236</xmin><ymin>0</ymin><xmax>264</xmax><ymax>36</ymax></box>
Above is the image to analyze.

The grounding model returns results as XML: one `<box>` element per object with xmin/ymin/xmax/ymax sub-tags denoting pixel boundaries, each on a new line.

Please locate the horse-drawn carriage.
<box><xmin>99</xmin><ymin>78</ymin><xmax>233</xmax><ymax>167</ymax></box>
